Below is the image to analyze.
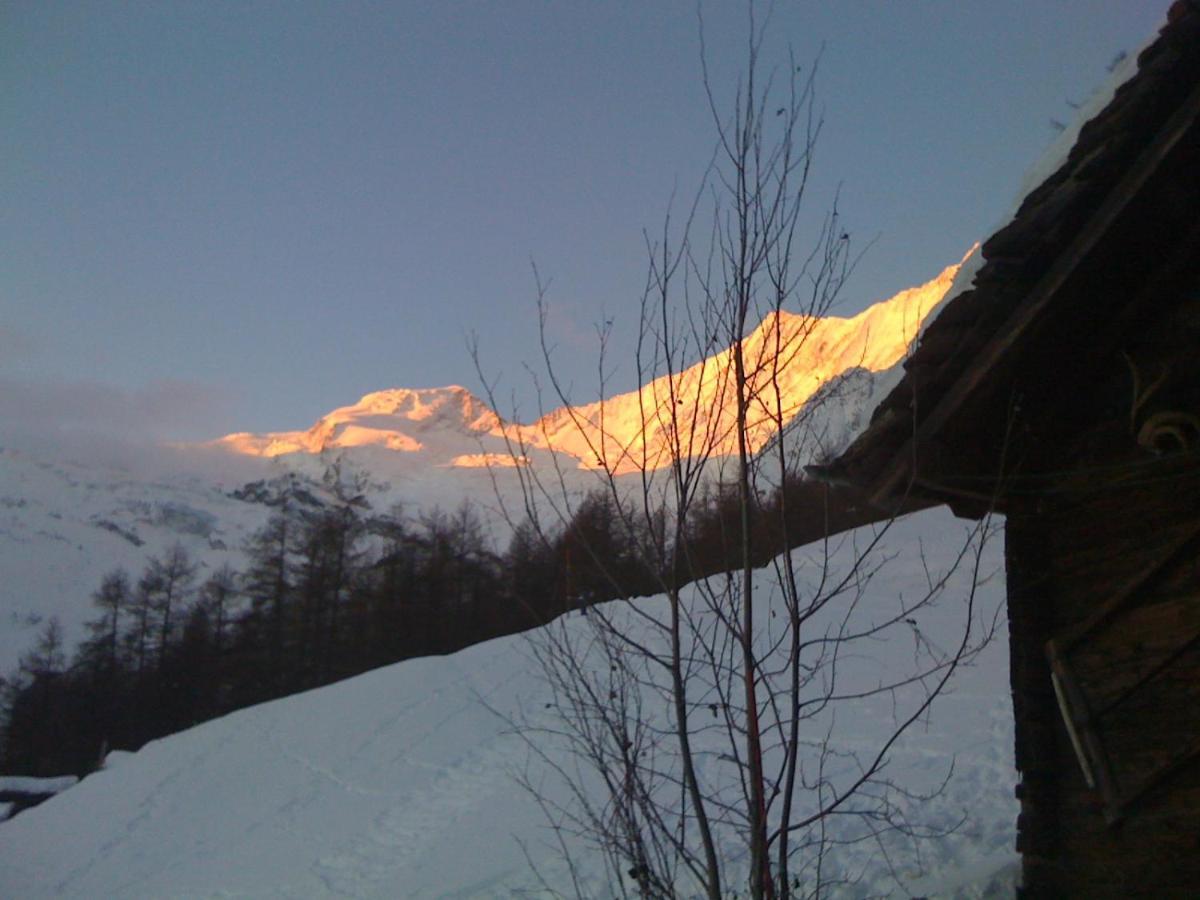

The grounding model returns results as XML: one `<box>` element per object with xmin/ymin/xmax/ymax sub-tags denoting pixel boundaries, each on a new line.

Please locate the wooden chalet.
<box><xmin>809</xmin><ymin>3</ymin><xmax>1200</xmax><ymax>896</ymax></box>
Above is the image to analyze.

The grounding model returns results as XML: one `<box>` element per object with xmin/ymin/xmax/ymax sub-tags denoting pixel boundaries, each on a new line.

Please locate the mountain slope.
<box><xmin>206</xmin><ymin>257</ymin><xmax>966</xmax><ymax>475</ymax></box>
<box><xmin>0</xmin><ymin>506</ymin><xmax>1017</xmax><ymax>898</ymax></box>
<box><xmin>0</xmin><ymin>447</ymin><xmax>277</xmax><ymax>671</ymax></box>
<box><xmin>211</xmin><ymin>385</ymin><xmax>505</xmax><ymax>462</ymax></box>
<box><xmin>0</xmin><ymin>256</ymin><xmax>973</xmax><ymax>673</ymax></box>
<box><xmin>523</xmin><ymin>257</ymin><xmax>964</xmax><ymax>473</ymax></box>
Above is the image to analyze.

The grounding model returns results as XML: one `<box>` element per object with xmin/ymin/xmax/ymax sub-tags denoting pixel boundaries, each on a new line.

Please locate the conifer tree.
<box><xmin>84</xmin><ymin>568</ymin><xmax>130</xmax><ymax>676</ymax></box>
<box><xmin>145</xmin><ymin>543</ymin><xmax>196</xmax><ymax>673</ymax></box>
<box><xmin>200</xmin><ymin>564</ymin><xmax>238</xmax><ymax>660</ymax></box>
<box><xmin>242</xmin><ymin>509</ymin><xmax>294</xmax><ymax>691</ymax></box>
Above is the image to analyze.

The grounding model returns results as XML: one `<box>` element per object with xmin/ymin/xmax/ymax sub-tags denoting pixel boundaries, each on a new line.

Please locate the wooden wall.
<box><xmin>1007</xmin><ymin>453</ymin><xmax>1200</xmax><ymax>897</ymax></box>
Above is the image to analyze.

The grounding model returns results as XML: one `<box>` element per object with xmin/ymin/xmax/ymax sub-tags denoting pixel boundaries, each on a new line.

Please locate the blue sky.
<box><xmin>2</xmin><ymin>2</ymin><xmax>1164</xmax><ymax>442</ymax></box>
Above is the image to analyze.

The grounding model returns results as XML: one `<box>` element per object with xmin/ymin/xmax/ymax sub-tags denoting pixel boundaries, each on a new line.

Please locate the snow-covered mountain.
<box><xmin>523</xmin><ymin>256</ymin><xmax>965</xmax><ymax>473</ymax></box>
<box><xmin>210</xmin><ymin>385</ymin><xmax>508</xmax><ymax>465</ymax></box>
<box><xmin>205</xmin><ymin>256</ymin><xmax>966</xmax><ymax>476</ymax></box>
<box><xmin>0</xmin><ymin>506</ymin><xmax>1018</xmax><ymax>898</ymax></box>
<box><xmin>0</xmin><ymin>255</ymin><xmax>972</xmax><ymax>673</ymax></box>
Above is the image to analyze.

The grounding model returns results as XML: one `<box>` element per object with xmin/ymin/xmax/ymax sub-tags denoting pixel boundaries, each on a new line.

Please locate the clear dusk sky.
<box><xmin>1</xmin><ymin>2</ymin><xmax>1165</xmax><ymax>446</ymax></box>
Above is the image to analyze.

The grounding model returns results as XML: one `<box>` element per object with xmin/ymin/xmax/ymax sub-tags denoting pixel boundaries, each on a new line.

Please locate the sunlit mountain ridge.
<box><xmin>211</xmin><ymin>385</ymin><xmax>503</xmax><ymax>458</ymax></box>
<box><xmin>0</xmin><ymin>251</ymin><xmax>974</xmax><ymax>685</ymax></box>
<box><xmin>208</xmin><ymin>255</ymin><xmax>967</xmax><ymax>474</ymax></box>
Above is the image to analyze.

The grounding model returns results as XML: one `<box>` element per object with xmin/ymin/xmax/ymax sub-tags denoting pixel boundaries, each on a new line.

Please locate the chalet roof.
<box><xmin>809</xmin><ymin>0</ymin><xmax>1200</xmax><ymax>511</ymax></box>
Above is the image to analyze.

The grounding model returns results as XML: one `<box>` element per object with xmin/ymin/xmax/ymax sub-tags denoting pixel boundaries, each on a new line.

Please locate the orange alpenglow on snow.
<box><xmin>514</xmin><ymin>254</ymin><xmax>966</xmax><ymax>473</ymax></box>
<box><xmin>211</xmin><ymin>386</ymin><xmax>502</xmax><ymax>457</ymax></box>
<box><xmin>209</xmin><ymin>255</ymin><xmax>967</xmax><ymax>472</ymax></box>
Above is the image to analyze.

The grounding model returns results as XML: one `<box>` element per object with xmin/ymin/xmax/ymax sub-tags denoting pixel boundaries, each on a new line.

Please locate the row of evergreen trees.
<box><xmin>1</xmin><ymin>473</ymin><xmax>874</xmax><ymax>779</ymax></box>
<box><xmin>0</xmin><ymin>483</ymin><xmax>667</xmax><ymax>777</ymax></box>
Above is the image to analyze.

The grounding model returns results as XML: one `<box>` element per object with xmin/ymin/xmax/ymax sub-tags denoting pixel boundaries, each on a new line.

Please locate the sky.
<box><xmin>2</xmin><ymin>1</ymin><xmax>1165</xmax><ymax>445</ymax></box>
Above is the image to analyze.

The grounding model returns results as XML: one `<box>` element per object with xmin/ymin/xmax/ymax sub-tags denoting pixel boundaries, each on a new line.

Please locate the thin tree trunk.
<box><xmin>735</xmin><ymin>337</ymin><xmax>771</xmax><ymax>900</ymax></box>
<box><xmin>669</xmin><ymin>588</ymin><xmax>722</xmax><ymax>899</ymax></box>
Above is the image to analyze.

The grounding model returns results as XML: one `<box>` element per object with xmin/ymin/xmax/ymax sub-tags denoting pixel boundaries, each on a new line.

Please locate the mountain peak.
<box><xmin>207</xmin><ymin>255</ymin><xmax>968</xmax><ymax>469</ymax></box>
<box><xmin>344</xmin><ymin>385</ymin><xmax>492</xmax><ymax>423</ymax></box>
<box><xmin>209</xmin><ymin>384</ymin><xmax>501</xmax><ymax>458</ymax></box>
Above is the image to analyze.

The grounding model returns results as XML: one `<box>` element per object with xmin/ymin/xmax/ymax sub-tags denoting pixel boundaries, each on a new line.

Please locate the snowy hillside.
<box><xmin>0</xmin><ymin>258</ymin><xmax>973</xmax><ymax>674</ymax></box>
<box><xmin>0</xmin><ymin>447</ymin><xmax>278</xmax><ymax>671</ymax></box>
<box><xmin>0</xmin><ymin>506</ymin><xmax>1018</xmax><ymax>898</ymax></box>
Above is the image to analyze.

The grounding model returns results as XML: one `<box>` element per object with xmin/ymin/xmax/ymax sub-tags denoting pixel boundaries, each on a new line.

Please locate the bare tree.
<box><xmin>475</xmin><ymin>7</ymin><xmax>999</xmax><ymax>896</ymax></box>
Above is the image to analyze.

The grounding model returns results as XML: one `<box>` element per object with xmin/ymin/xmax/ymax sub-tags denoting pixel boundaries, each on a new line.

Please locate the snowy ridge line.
<box><xmin>201</xmin><ymin>259</ymin><xmax>965</xmax><ymax>475</ymax></box>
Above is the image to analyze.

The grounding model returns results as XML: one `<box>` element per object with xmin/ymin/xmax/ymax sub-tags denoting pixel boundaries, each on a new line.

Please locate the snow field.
<box><xmin>0</xmin><ymin>506</ymin><xmax>1017</xmax><ymax>898</ymax></box>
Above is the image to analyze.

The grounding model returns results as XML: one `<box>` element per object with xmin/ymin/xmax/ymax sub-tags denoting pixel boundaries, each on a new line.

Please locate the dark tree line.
<box><xmin>0</xmin><ymin>474</ymin><xmax>882</xmax><ymax>780</ymax></box>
